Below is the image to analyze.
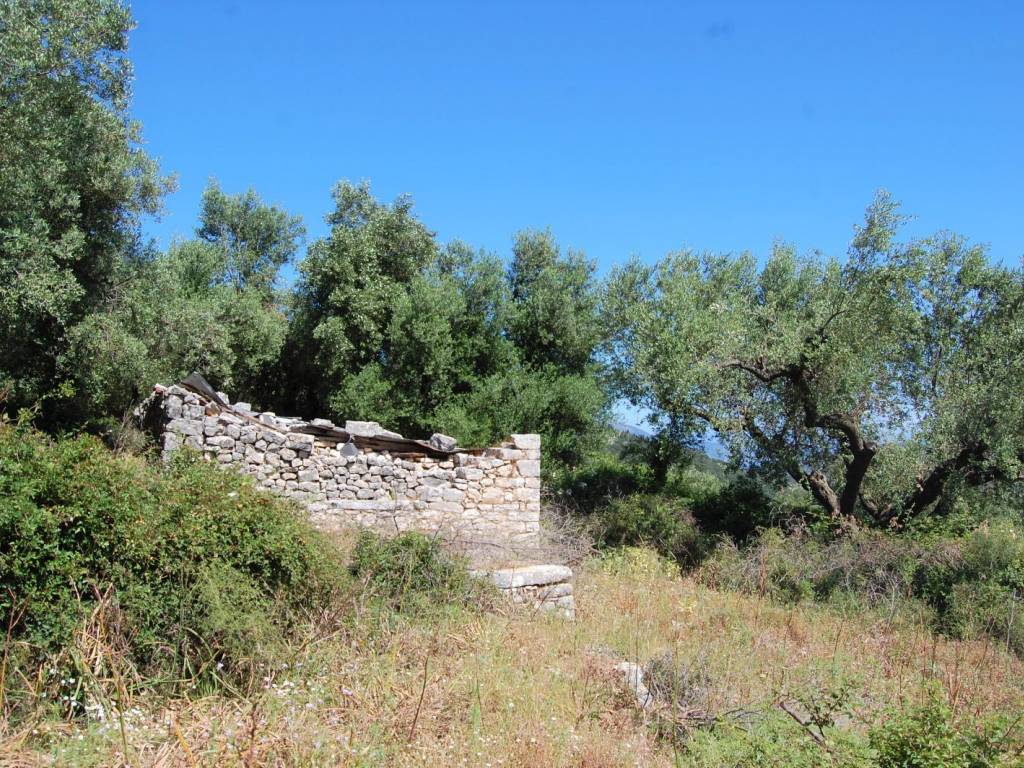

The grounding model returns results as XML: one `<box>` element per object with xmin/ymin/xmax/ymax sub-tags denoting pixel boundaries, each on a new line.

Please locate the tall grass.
<box><xmin>3</xmin><ymin>541</ymin><xmax>1021</xmax><ymax>766</ymax></box>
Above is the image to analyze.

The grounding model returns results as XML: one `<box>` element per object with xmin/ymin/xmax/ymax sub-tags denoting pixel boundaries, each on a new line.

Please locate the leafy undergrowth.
<box><xmin>3</xmin><ymin>545</ymin><xmax>1023</xmax><ymax>767</ymax></box>
<box><xmin>0</xmin><ymin>423</ymin><xmax>346</xmax><ymax>718</ymax></box>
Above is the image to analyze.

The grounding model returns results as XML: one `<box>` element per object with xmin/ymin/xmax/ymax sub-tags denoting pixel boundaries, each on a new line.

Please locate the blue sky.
<box><xmin>131</xmin><ymin>1</ymin><xmax>1023</xmax><ymax>275</ymax></box>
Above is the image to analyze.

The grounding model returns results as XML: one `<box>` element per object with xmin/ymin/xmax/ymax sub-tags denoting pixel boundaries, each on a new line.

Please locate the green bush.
<box><xmin>550</xmin><ymin>453</ymin><xmax>657</xmax><ymax>511</ymax></box>
<box><xmin>691</xmin><ymin>476</ymin><xmax>774</xmax><ymax>541</ymax></box>
<box><xmin>696</xmin><ymin>521</ymin><xmax>1024</xmax><ymax>654</ymax></box>
<box><xmin>663</xmin><ymin>465</ymin><xmax>723</xmax><ymax>506</ymax></box>
<box><xmin>0</xmin><ymin>423</ymin><xmax>345</xmax><ymax>704</ymax></box>
<box><xmin>698</xmin><ymin>529</ymin><xmax>818</xmax><ymax>604</ymax></box>
<box><xmin>591</xmin><ymin>494</ymin><xmax>711</xmax><ymax>565</ymax></box>
<box><xmin>870</xmin><ymin>697</ymin><xmax>1018</xmax><ymax>768</ymax></box>
<box><xmin>915</xmin><ymin>522</ymin><xmax>1024</xmax><ymax>653</ymax></box>
<box><xmin>677</xmin><ymin>713</ymin><xmax>870</xmax><ymax>767</ymax></box>
<box><xmin>349</xmin><ymin>530</ymin><xmax>479</xmax><ymax>612</ymax></box>
<box><xmin>699</xmin><ymin>528</ymin><xmax>941</xmax><ymax>611</ymax></box>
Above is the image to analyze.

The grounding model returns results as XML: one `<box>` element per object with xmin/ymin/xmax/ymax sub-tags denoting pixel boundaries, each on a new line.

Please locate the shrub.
<box><xmin>550</xmin><ymin>453</ymin><xmax>657</xmax><ymax>512</ymax></box>
<box><xmin>691</xmin><ymin>477</ymin><xmax>774</xmax><ymax>541</ymax></box>
<box><xmin>0</xmin><ymin>423</ymin><xmax>345</xmax><ymax>706</ymax></box>
<box><xmin>596</xmin><ymin>546</ymin><xmax>680</xmax><ymax>579</ymax></box>
<box><xmin>590</xmin><ymin>494</ymin><xmax>711</xmax><ymax>565</ymax></box>
<box><xmin>698</xmin><ymin>529</ymin><xmax>818</xmax><ymax>604</ymax></box>
<box><xmin>698</xmin><ymin>528</ymin><xmax>946</xmax><ymax>612</ymax></box>
<box><xmin>662</xmin><ymin>465</ymin><xmax>722</xmax><ymax>505</ymax></box>
<box><xmin>677</xmin><ymin>713</ymin><xmax>870</xmax><ymax>767</ymax></box>
<box><xmin>696</xmin><ymin>521</ymin><xmax>1024</xmax><ymax>653</ymax></box>
<box><xmin>870</xmin><ymin>697</ymin><xmax>1018</xmax><ymax>768</ymax></box>
<box><xmin>349</xmin><ymin>530</ymin><xmax>478</xmax><ymax>611</ymax></box>
<box><xmin>915</xmin><ymin>522</ymin><xmax>1024</xmax><ymax>652</ymax></box>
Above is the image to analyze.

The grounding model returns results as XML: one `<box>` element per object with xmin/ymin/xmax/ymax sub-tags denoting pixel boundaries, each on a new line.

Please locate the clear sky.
<box><xmin>131</xmin><ymin>1</ymin><xmax>1024</xmax><ymax>274</ymax></box>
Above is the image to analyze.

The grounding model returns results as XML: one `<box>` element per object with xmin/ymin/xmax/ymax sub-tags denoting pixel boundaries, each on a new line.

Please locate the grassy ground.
<box><xmin>3</xmin><ymin>545</ymin><xmax>1023</xmax><ymax>767</ymax></box>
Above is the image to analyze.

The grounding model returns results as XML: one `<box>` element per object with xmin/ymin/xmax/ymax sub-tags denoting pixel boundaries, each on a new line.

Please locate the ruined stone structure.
<box><xmin>144</xmin><ymin>383</ymin><xmax>543</xmax><ymax>560</ymax></box>
<box><xmin>471</xmin><ymin>564</ymin><xmax>575</xmax><ymax>619</ymax></box>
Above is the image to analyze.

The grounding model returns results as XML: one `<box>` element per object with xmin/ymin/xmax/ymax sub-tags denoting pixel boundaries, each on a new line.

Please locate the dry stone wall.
<box><xmin>147</xmin><ymin>384</ymin><xmax>542</xmax><ymax>559</ymax></box>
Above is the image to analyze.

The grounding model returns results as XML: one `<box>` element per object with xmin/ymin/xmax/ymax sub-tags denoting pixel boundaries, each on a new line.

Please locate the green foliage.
<box><xmin>282</xmin><ymin>181</ymin><xmax>439</xmax><ymax>418</ymax></box>
<box><xmin>592</xmin><ymin>495</ymin><xmax>710</xmax><ymax>566</ymax></box>
<box><xmin>59</xmin><ymin>238</ymin><xmax>289</xmax><ymax>422</ymax></box>
<box><xmin>916</xmin><ymin>522</ymin><xmax>1024</xmax><ymax>653</ymax></box>
<box><xmin>690</xmin><ymin>476</ymin><xmax>773</xmax><ymax>541</ymax></box>
<box><xmin>281</xmin><ymin>183</ymin><xmax>607</xmax><ymax>468</ymax></box>
<box><xmin>552</xmin><ymin>452</ymin><xmax>658</xmax><ymax>510</ymax></box>
<box><xmin>677</xmin><ymin>714</ymin><xmax>871</xmax><ymax>767</ymax></box>
<box><xmin>507</xmin><ymin>229</ymin><xmax>601</xmax><ymax>374</ymax></box>
<box><xmin>697</xmin><ymin>520</ymin><xmax>1024</xmax><ymax>652</ymax></box>
<box><xmin>196</xmin><ymin>179</ymin><xmax>305</xmax><ymax>295</ymax></box>
<box><xmin>606</xmin><ymin>192</ymin><xmax>1024</xmax><ymax>526</ymax></box>
<box><xmin>595</xmin><ymin>545</ymin><xmax>681</xmax><ymax>579</ymax></box>
<box><xmin>349</xmin><ymin>530</ymin><xmax>479</xmax><ymax>612</ymax></box>
<box><xmin>0</xmin><ymin>423</ymin><xmax>344</xmax><ymax>702</ymax></box>
<box><xmin>870</xmin><ymin>696</ymin><xmax>1018</xmax><ymax>768</ymax></box>
<box><xmin>0</xmin><ymin>0</ymin><xmax>171</xmax><ymax>417</ymax></box>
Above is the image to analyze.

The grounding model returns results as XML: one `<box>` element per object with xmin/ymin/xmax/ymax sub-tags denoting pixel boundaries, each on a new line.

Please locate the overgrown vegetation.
<box><xmin>4</xmin><ymin>542</ymin><xmax>1022</xmax><ymax>766</ymax></box>
<box><xmin>349</xmin><ymin>530</ymin><xmax>485</xmax><ymax>613</ymax></box>
<box><xmin>0</xmin><ymin>422</ymin><xmax>345</xmax><ymax>715</ymax></box>
<box><xmin>3</xmin><ymin>0</ymin><xmax>1024</xmax><ymax>764</ymax></box>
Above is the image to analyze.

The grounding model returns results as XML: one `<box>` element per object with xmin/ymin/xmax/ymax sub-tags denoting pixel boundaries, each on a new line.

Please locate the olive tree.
<box><xmin>605</xmin><ymin>193</ymin><xmax>1024</xmax><ymax>526</ymax></box>
<box><xmin>0</xmin><ymin>0</ymin><xmax>170</xmax><ymax>415</ymax></box>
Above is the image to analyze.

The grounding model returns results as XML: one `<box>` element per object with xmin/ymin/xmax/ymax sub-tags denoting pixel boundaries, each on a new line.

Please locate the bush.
<box><xmin>698</xmin><ymin>529</ymin><xmax>818</xmax><ymax>604</ymax></box>
<box><xmin>0</xmin><ymin>423</ymin><xmax>345</xmax><ymax>706</ymax></box>
<box><xmin>677</xmin><ymin>713</ymin><xmax>870</xmax><ymax>767</ymax></box>
<box><xmin>349</xmin><ymin>530</ymin><xmax>479</xmax><ymax>612</ymax></box>
<box><xmin>663</xmin><ymin>465</ymin><xmax>723</xmax><ymax>506</ymax></box>
<box><xmin>550</xmin><ymin>453</ymin><xmax>657</xmax><ymax>512</ymax></box>
<box><xmin>691</xmin><ymin>476</ymin><xmax>774</xmax><ymax>541</ymax></box>
<box><xmin>916</xmin><ymin>522</ymin><xmax>1024</xmax><ymax>653</ymax></box>
<box><xmin>696</xmin><ymin>521</ymin><xmax>1024</xmax><ymax>653</ymax></box>
<box><xmin>698</xmin><ymin>528</ymin><xmax>946</xmax><ymax>611</ymax></box>
<box><xmin>591</xmin><ymin>494</ymin><xmax>711</xmax><ymax>565</ymax></box>
<box><xmin>870</xmin><ymin>697</ymin><xmax>1018</xmax><ymax>768</ymax></box>
<box><xmin>596</xmin><ymin>546</ymin><xmax>680</xmax><ymax>579</ymax></box>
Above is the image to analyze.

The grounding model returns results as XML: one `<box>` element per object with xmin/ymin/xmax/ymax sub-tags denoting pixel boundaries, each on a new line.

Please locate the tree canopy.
<box><xmin>197</xmin><ymin>180</ymin><xmax>305</xmax><ymax>295</ymax></box>
<box><xmin>277</xmin><ymin>184</ymin><xmax>608</xmax><ymax>466</ymax></box>
<box><xmin>4</xmin><ymin>0</ymin><xmax>1019</xmax><ymax>524</ymax></box>
<box><xmin>606</xmin><ymin>192</ymin><xmax>1024</xmax><ymax>526</ymax></box>
<box><xmin>0</xmin><ymin>0</ymin><xmax>170</xmax><ymax>415</ymax></box>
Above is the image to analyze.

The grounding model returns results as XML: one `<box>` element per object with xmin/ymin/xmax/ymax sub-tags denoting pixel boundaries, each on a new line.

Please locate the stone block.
<box><xmin>486</xmin><ymin>448</ymin><xmax>523</xmax><ymax>461</ymax></box>
<box><xmin>284</xmin><ymin>433</ymin><xmax>314</xmax><ymax>452</ymax></box>
<box><xmin>518</xmin><ymin>460</ymin><xmax>540</xmax><ymax>478</ymax></box>
<box><xmin>263</xmin><ymin>430</ymin><xmax>286</xmax><ymax>445</ymax></box>
<box><xmin>429</xmin><ymin>432</ymin><xmax>458</xmax><ymax>452</ymax></box>
<box><xmin>167</xmin><ymin>418</ymin><xmax>203</xmax><ymax>436</ymax></box>
<box><xmin>511</xmin><ymin>434</ymin><xmax>541</xmax><ymax>450</ymax></box>
<box><xmin>478</xmin><ymin>565</ymin><xmax>572</xmax><ymax>589</ymax></box>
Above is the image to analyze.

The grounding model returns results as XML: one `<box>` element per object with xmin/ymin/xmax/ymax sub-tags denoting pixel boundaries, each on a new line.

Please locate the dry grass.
<box><xmin>3</xmin><ymin>547</ymin><xmax>1023</xmax><ymax>767</ymax></box>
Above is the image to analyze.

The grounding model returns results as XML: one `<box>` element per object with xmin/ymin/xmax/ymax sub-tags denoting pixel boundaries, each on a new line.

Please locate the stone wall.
<box><xmin>147</xmin><ymin>384</ymin><xmax>541</xmax><ymax>559</ymax></box>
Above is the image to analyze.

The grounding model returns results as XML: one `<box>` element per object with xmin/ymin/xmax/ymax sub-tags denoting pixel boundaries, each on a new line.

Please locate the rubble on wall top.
<box><xmin>153</xmin><ymin>374</ymin><xmax>465</xmax><ymax>458</ymax></box>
